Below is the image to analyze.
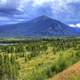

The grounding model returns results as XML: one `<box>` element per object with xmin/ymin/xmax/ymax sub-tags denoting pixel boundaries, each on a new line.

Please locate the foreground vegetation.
<box><xmin>50</xmin><ymin>61</ymin><xmax>80</xmax><ymax>80</ymax></box>
<box><xmin>0</xmin><ymin>38</ymin><xmax>80</xmax><ymax>80</ymax></box>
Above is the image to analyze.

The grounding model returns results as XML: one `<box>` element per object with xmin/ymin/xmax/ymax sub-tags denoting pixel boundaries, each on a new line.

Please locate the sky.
<box><xmin>0</xmin><ymin>0</ymin><xmax>80</xmax><ymax>27</ymax></box>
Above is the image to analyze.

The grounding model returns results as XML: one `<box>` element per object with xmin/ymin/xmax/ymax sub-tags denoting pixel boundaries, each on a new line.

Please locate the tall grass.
<box><xmin>0</xmin><ymin>38</ymin><xmax>80</xmax><ymax>80</ymax></box>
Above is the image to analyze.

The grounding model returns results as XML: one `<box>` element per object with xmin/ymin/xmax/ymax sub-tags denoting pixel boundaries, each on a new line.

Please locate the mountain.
<box><xmin>0</xmin><ymin>15</ymin><xmax>80</xmax><ymax>37</ymax></box>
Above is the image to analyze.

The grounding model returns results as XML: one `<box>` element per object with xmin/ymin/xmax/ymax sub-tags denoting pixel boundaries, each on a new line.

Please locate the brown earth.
<box><xmin>49</xmin><ymin>61</ymin><xmax>80</xmax><ymax>80</ymax></box>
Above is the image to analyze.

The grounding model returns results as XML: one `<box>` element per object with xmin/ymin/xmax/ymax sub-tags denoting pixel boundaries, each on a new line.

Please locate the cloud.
<box><xmin>76</xmin><ymin>23</ymin><xmax>80</xmax><ymax>28</ymax></box>
<box><xmin>1</xmin><ymin>0</ymin><xmax>80</xmax><ymax>13</ymax></box>
<box><xmin>0</xmin><ymin>0</ymin><xmax>7</xmax><ymax>6</ymax></box>
<box><xmin>0</xmin><ymin>0</ymin><xmax>80</xmax><ymax>24</ymax></box>
<box><xmin>17</xmin><ymin>0</ymin><xmax>80</xmax><ymax>22</ymax></box>
<box><xmin>0</xmin><ymin>16</ymin><xmax>24</xmax><ymax>25</ymax></box>
<box><xmin>69</xmin><ymin>23</ymin><xmax>80</xmax><ymax>28</ymax></box>
<box><xmin>0</xmin><ymin>0</ymin><xmax>20</xmax><ymax>9</ymax></box>
<box><xmin>32</xmin><ymin>0</ymin><xmax>52</xmax><ymax>7</ymax></box>
<box><xmin>0</xmin><ymin>16</ymin><xmax>9</xmax><ymax>21</ymax></box>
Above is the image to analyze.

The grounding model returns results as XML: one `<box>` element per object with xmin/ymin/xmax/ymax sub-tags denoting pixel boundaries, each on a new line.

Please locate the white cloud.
<box><xmin>18</xmin><ymin>0</ymin><xmax>79</xmax><ymax>9</ymax></box>
<box><xmin>69</xmin><ymin>24</ymin><xmax>76</xmax><ymax>28</ymax></box>
<box><xmin>32</xmin><ymin>0</ymin><xmax>52</xmax><ymax>7</ymax></box>
<box><xmin>17</xmin><ymin>0</ymin><xmax>79</xmax><ymax>16</ymax></box>
<box><xmin>0</xmin><ymin>0</ymin><xmax>20</xmax><ymax>8</ymax></box>
<box><xmin>69</xmin><ymin>23</ymin><xmax>80</xmax><ymax>28</ymax></box>
<box><xmin>1</xmin><ymin>0</ymin><xmax>80</xmax><ymax>10</ymax></box>
<box><xmin>76</xmin><ymin>23</ymin><xmax>80</xmax><ymax>28</ymax></box>
<box><xmin>0</xmin><ymin>0</ymin><xmax>7</xmax><ymax>7</ymax></box>
<box><xmin>0</xmin><ymin>0</ymin><xmax>80</xmax><ymax>24</ymax></box>
<box><xmin>0</xmin><ymin>16</ymin><xmax>10</xmax><ymax>21</ymax></box>
<box><xmin>1</xmin><ymin>0</ymin><xmax>80</xmax><ymax>15</ymax></box>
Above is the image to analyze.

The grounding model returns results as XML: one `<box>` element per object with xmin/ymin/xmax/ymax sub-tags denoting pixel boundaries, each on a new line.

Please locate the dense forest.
<box><xmin>0</xmin><ymin>38</ymin><xmax>80</xmax><ymax>80</ymax></box>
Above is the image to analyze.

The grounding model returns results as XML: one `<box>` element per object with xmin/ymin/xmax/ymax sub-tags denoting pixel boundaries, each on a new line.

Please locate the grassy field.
<box><xmin>0</xmin><ymin>38</ymin><xmax>80</xmax><ymax>80</ymax></box>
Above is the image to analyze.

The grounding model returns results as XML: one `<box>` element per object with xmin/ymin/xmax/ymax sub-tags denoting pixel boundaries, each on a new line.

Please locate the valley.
<box><xmin>0</xmin><ymin>38</ymin><xmax>80</xmax><ymax>80</ymax></box>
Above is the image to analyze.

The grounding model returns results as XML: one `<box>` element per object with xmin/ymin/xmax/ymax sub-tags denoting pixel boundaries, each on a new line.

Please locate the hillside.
<box><xmin>50</xmin><ymin>61</ymin><xmax>80</xmax><ymax>80</ymax></box>
<box><xmin>0</xmin><ymin>15</ymin><xmax>80</xmax><ymax>37</ymax></box>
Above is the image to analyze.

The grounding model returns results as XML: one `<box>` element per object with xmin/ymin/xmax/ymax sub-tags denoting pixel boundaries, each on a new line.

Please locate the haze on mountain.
<box><xmin>0</xmin><ymin>15</ymin><xmax>80</xmax><ymax>38</ymax></box>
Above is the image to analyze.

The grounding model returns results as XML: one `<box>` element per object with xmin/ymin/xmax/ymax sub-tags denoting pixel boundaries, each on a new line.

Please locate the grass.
<box><xmin>0</xmin><ymin>38</ymin><xmax>80</xmax><ymax>80</ymax></box>
<box><xmin>17</xmin><ymin>48</ymin><xmax>80</xmax><ymax>80</ymax></box>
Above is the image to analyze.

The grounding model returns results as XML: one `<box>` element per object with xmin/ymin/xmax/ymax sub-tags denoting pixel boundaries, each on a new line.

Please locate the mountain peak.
<box><xmin>0</xmin><ymin>15</ymin><xmax>80</xmax><ymax>37</ymax></box>
<box><xmin>33</xmin><ymin>15</ymin><xmax>54</xmax><ymax>22</ymax></box>
<box><xmin>37</xmin><ymin>15</ymin><xmax>52</xmax><ymax>19</ymax></box>
<box><xmin>39</xmin><ymin>15</ymin><xmax>49</xmax><ymax>18</ymax></box>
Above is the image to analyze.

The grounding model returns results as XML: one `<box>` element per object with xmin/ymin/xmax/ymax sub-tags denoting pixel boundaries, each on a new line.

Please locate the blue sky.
<box><xmin>0</xmin><ymin>0</ymin><xmax>80</xmax><ymax>27</ymax></box>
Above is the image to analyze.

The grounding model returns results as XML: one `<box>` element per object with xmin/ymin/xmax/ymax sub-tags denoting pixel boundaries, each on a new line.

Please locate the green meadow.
<box><xmin>0</xmin><ymin>38</ymin><xmax>80</xmax><ymax>80</ymax></box>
